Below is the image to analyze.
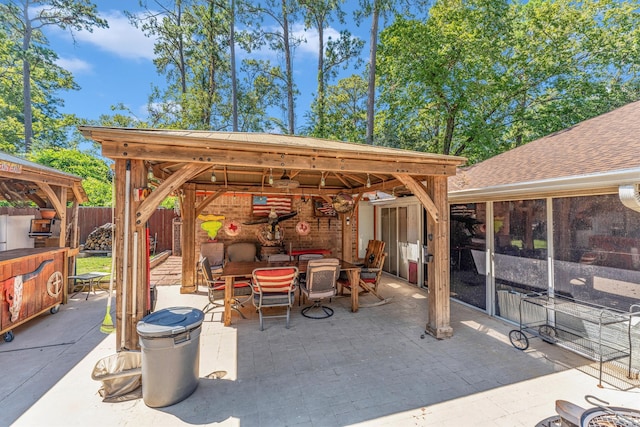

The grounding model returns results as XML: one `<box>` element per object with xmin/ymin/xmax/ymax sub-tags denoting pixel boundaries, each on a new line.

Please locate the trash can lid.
<box><xmin>136</xmin><ymin>306</ymin><xmax>204</xmax><ymax>338</ymax></box>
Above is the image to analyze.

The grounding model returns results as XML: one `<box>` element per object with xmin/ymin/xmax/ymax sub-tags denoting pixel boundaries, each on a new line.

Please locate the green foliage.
<box><xmin>28</xmin><ymin>148</ymin><xmax>113</xmax><ymax>206</ymax></box>
<box><xmin>0</xmin><ymin>0</ymin><xmax>107</xmax><ymax>153</ymax></box>
<box><xmin>376</xmin><ymin>0</ymin><xmax>640</xmax><ymax>163</ymax></box>
<box><xmin>305</xmin><ymin>74</ymin><xmax>368</xmax><ymax>142</ymax></box>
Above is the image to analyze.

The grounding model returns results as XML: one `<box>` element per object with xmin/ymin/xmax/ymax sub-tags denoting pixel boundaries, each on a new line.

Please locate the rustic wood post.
<box><xmin>425</xmin><ymin>176</ymin><xmax>453</xmax><ymax>339</ymax></box>
<box><xmin>181</xmin><ymin>183</ymin><xmax>197</xmax><ymax>293</ymax></box>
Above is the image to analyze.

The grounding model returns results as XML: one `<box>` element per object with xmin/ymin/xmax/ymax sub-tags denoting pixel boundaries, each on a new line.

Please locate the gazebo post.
<box><xmin>341</xmin><ymin>213</ymin><xmax>353</xmax><ymax>262</ymax></box>
<box><xmin>181</xmin><ymin>183</ymin><xmax>197</xmax><ymax>293</ymax></box>
<box><xmin>425</xmin><ymin>176</ymin><xmax>453</xmax><ymax>339</ymax></box>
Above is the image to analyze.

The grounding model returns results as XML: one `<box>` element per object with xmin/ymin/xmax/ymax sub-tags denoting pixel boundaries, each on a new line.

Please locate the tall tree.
<box><xmin>301</xmin><ymin>0</ymin><xmax>363</xmax><ymax>138</ymax></box>
<box><xmin>0</xmin><ymin>0</ymin><xmax>107</xmax><ymax>153</ymax></box>
<box><xmin>248</xmin><ymin>0</ymin><xmax>303</xmax><ymax>134</ymax></box>
<box><xmin>376</xmin><ymin>0</ymin><xmax>640</xmax><ymax>163</ymax></box>
<box><xmin>305</xmin><ymin>73</ymin><xmax>367</xmax><ymax>141</ymax></box>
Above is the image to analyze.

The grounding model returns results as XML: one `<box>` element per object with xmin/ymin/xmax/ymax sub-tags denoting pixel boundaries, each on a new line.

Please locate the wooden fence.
<box><xmin>0</xmin><ymin>206</ymin><xmax>177</xmax><ymax>254</ymax></box>
<box><xmin>75</xmin><ymin>207</ymin><xmax>177</xmax><ymax>254</ymax></box>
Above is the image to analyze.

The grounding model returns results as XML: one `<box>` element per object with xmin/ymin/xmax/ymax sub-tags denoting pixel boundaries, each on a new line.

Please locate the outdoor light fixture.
<box><xmin>211</xmin><ymin>166</ymin><xmax>217</xmax><ymax>183</ymax></box>
<box><xmin>320</xmin><ymin>172</ymin><xmax>326</xmax><ymax>187</ymax></box>
<box><xmin>366</xmin><ymin>173</ymin><xmax>371</xmax><ymax>188</ymax></box>
<box><xmin>268</xmin><ymin>168</ymin><xmax>274</xmax><ymax>185</ymax></box>
<box><xmin>147</xmin><ymin>166</ymin><xmax>154</xmax><ymax>180</ymax></box>
<box><xmin>272</xmin><ymin>169</ymin><xmax>300</xmax><ymax>189</ymax></box>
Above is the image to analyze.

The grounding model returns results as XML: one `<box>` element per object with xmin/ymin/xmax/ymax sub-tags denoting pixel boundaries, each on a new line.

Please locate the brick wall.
<box><xmin>197</xmin><ymin>193</ymin><xmax>345</xmax><ymax>259</ymax></box>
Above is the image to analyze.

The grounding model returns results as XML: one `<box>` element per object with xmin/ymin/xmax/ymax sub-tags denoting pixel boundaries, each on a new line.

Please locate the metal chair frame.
<box><xmin>251</xmin><ymin>267</ymin><xmax>298</xmax><ymax>330</ymax></box>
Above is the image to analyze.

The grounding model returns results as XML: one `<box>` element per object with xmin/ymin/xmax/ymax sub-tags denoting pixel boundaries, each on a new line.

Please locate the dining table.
<box><xmin>220</xmin><ymin>259</ymin><xmax>361</xmax><ymax>326</ymax></box>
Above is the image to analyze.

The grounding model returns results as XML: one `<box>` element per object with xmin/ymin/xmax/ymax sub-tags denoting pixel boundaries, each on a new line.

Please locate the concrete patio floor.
<box><xmin>1</xmin><ymin>256</ymin><xmax>639</xmax><ymax>426</ymax></box>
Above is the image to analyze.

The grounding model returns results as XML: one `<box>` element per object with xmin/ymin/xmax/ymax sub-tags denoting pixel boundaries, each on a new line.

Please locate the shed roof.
<box><xmin>450</xmin><ymin>101</ymin><xmax>640</xmax><ymax>196</ymax></box>
<box><xmin>0</xmin><ymin>151</ymin><xmax>88</xmax><ymax>205</ymax></box>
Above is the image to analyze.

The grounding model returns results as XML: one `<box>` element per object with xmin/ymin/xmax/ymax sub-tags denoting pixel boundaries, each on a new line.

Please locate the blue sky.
<box><xmin>44</xmin><ymin>1</ymin><xmax>372</xmax><ymax>132</ymax></box>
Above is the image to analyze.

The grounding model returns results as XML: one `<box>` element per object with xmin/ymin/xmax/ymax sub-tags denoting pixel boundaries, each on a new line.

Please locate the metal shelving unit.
<box><xmin>509</xmin><ymin>291</ymin><xmax>640</xmax><ymax>387</ymax></box>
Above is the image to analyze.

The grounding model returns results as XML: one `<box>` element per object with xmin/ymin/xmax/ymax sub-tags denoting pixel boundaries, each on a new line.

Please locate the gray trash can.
<box><xmin>136</xmin><ymin>306</ymin><xmax>204</xmax><ymax>408</ymax></box>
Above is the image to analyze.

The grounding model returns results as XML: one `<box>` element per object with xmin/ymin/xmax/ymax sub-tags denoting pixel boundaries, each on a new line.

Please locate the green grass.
<box><xmin>75</xmin><ymin>256</ymin><xmax>113</xmax><ymax>275</ymax></box>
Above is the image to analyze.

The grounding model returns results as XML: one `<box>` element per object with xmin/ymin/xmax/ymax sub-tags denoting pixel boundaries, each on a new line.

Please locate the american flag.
<box><xmin>252</xmin><ymin>196</ymin><xmax>292</xmax><ymax>216</ymax></box>
<box><xmin>313</xmin><ymin>198</ymin><xmax>336</xmax><ymax>217</ymax></box>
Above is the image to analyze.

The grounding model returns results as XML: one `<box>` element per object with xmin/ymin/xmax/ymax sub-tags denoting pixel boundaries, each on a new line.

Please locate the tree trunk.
<box><xmin>365</xmin><ymin>4</ymin><xmax>379</xmax><ymax>145</ymax></box>
<box><xmin>230</xmin><ymin>0</ymin><xmax>238</xmax><ymax>131</ymax></box>
<box><xmin>282</xmin><ymin>0</ymin><xmax>295</xmax><ymax>134</ymax></box>
<box><xmin>22</xmin><ymin>4</ymin><xmax>33</xmax><ymax>153</ymax></box>
<box><xmin>317</xmin><ymin>24</ymin><xmax>325</xmax><ymax>137</ymax></box>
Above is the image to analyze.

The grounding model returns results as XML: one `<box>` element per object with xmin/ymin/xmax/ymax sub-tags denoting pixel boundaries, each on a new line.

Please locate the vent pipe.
<box><xmin>618</xmin><ymin>184</ymin><xmax>640</xmax><ymax>213</ymax></box>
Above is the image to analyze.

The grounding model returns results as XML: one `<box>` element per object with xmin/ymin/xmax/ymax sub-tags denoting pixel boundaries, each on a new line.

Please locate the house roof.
<box><xmin>450</xmin><ymin>101</ymin><xmax>640</xmax><ymax>199</ymax></box>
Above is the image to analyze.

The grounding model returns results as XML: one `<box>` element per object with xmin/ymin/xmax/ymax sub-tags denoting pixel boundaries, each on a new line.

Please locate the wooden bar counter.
<box><xmin>0</xmin><ymin>247</ymin><xmax>69</xmax><ymax>342</ymax></box>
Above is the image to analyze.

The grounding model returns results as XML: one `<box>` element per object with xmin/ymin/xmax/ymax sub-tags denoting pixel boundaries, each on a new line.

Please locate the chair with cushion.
<box><xmin>298</xmin><ymin>253</ymin><xmax>324</xmax><ymax>261</ymax></box>
<box><xmin>251</xmin><ymin>267</ymin><xmax>298</xmax><ymax>330</ymax></box>
<box><xmin>299</xmin><ymin>258</ymin><xmax>340</xmax><ymax>319</ymax></box>
<box><xmin>198</xmin><ymin>242</ymin><xmax>224</xmax><ymax>287</ymax></box>
<box><xmin>268</xmin><ymin>254</ymin><xmax>292</xmax><ymax>262</ymax></box>
<box><xmin>200</xmin><ymin>256</ymin><xmax>251</xmax><ymax>320</ymax></box>
<box><xmin>226</xmin><ymin>242</ymin><xmax>259</xmax><ymax>262</ymax></box>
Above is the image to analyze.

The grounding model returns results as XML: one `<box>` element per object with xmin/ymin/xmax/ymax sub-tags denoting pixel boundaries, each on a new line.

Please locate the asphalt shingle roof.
<box><xmin>450</xmin><ymin>101</ymin><xmax>640</xmax><ymax>191</ymax></box>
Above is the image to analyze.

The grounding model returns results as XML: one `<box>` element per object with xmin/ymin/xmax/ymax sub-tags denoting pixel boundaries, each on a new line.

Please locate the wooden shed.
<box><xmin>79</xmin><ymin>127</ymin><xmax>466</xmax><ymax>350</ymax></box>
<box><xmin>0</xmin><ymin>152</ymin><xmax>87</xmax><ymax>342</ymax></box>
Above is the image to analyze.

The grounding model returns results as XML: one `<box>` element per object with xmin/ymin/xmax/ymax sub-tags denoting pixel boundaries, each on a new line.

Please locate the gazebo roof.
<box><xmin>80</xmin><ymin>127</ymin><xmax>465</xmax><ymax>196</ymax></box>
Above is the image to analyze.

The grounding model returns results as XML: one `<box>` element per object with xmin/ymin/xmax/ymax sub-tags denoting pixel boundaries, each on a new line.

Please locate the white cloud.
<box><xmin>291</xmin><ymin>23</ymin><xmax>342</xmax><ymax>56</ymax></box>
<box><xmin>69</xmin><ymin>10</ymin><xmax>157</xmax><ymax>61</ymax></box>
<box><xmin>241</xmin><ymin>22</ymin><xmax>342</xmax><ymax>61</ymax></box>
<box><xmin>56</xmin><ymin>56</ymin><xmax>92</xmax><ymax>73</ymax></box>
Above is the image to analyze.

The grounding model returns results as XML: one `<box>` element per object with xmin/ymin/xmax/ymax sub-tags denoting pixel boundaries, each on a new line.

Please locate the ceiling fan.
<box><xmin>271</xmin><ymin>170</ymin><xmax>300</xmax><ymax>189</ymax></box>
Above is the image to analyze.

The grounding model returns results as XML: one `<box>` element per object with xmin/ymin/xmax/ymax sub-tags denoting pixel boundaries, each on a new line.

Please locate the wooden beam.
<box><xmin>394</xmin><ymin>174</ymin><xmax>439</xmax><ymax>223</ymax></box>
<box><xmin>136</xmin><ymin>163</ymin><xmax>211</xmax><ymax>225</ymax></box>
<box><xmin>181</xmin><ymin>184</ymin><xmax>197</xmax><ymax>293</ymax></box>
<box><xmin>424</xmin><ymin>176</ymin><xmax>452</xmax><ymax>339</ymax></box>
<box><xmin>195</xmin><ymin>189</ymin><xmax>225</xmax><ymax>216</ymax></box>
<box><xmin>36</xmin><ymin>183</ymin><xmax>64</xmax><ymax>215</ymax></box>
<box><xmin>113</xmin><ymin>159</ymin><xmax>127</xmax><ymax>351</ymax></box>
<box><xmin>102</xmin><ymin>141</ymin><xmax>458</xmax><ymax>176</ymax></box>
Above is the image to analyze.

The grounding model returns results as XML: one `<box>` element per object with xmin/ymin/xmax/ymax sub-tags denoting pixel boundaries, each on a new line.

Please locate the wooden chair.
<box><xmin>200</xmin><ymin>257</ymin><xmax>251</xmax><ymax>320</ymax></box>
<box><xmin>337</xmin><ymin>240</ymin><xmax>392</xmax><ymax>307</ymax></box>
<box><xmin>251</xmin><ymin>267</ymin><xmax>298</xmax><ymax>330</ymax></box>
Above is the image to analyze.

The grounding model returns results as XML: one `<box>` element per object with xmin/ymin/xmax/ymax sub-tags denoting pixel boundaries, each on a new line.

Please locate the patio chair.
<box><xmin>298</xmin><ymin>253</ymin><xmax>324</xmax><ymax>261</ymax></box>
<box><xmin>268</xmin><ymin>254</ymin><xmax>292</xmax><ymax>262</ymax></box>
<box><xmin>226</xmin><ymin>242</ymin><xmax>259</xmax><ymax>262</ymax></box>
<box><xmin>200</xmin><ymin>256</ymin><xmax>251</xmax><ymax>319</ymax></box>
<box><xmin>251</xmin><ymin>267</ymin><xmax>298</xmax><ymax>330</ymax></box>
<box><xmin>198</xmin><ymin>242</ymin><xmax>224</xmax><ymax>287</ymax></box>
<box><xmin>337</xmin><ymin>240</ymin><xmax>392</xmax><ymax>307</ymax></box>
<box><xmin>299</xmin><ymin>258</ymin><xmax>340</xmax><ymax>319</ymax></box>
<box><xmin>297</xmin><ymin>253</ymin><xmax>324</xmax><ymax>283</ymax></box>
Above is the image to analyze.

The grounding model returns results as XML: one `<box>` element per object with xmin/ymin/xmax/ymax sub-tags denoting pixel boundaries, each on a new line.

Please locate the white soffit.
<box><xmin>449</xmin><ymin>168</ymin><xmax>640</xmax><ymax>203</ymax></box>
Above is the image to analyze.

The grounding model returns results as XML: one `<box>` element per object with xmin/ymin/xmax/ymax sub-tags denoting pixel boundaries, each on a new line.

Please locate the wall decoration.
<box><xmin>198</xmin><ymin>214</ymin><xmax>225</xmax><ymax>239</ymax></box>
<box><xmin>295</xmin><ymin>221</ymin><xmax>310</xmax><ymax>236</ymax></box>
<box><xmin>252</xmin><ymin>195</ymin><xmax>292</xmax><ymax>216</ymax></box>
<box><xmin>313</xmin><ymin>197</ymin><xmax>336</xmax><ymax>217</ymax></box>
<box><xmin>223</xmin><ymin>219</ymin><xmax>241</xmax><ymax>237</ymax></box>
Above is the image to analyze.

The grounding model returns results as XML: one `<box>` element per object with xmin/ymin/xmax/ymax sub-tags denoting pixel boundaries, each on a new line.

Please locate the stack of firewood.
<box><xmin>84</xmin><ymin>223</ymin><xmax>113</xmax><ymax>251</ymax></box>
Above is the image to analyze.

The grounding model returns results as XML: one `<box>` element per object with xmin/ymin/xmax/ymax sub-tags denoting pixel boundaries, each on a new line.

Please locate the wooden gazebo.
<box><xmin>80</xmin><ymin>127</ymin><xmax>465</xmax><ymax>350</ymax></box>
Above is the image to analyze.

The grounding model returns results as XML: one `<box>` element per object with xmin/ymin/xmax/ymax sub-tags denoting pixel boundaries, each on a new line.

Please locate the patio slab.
<box><xmin>1</xmin><ymin>256</ymin><xmax>638</xmax><ymax>426</ymax></box>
